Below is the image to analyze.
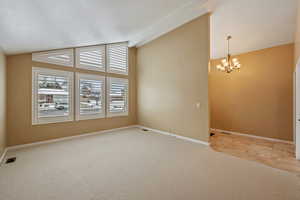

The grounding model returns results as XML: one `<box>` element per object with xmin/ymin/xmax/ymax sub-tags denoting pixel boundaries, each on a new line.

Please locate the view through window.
<box><xmin>108</xmin><ymin>78</ymin><xmax>128</xmax><ymax>115</ymax></box>
<box><xmin>79</xmin><ymin>79</ymin><xmax>102</xmax><ymax>115</ymax></box>
<box><xmin>38</xmin><ymin>74</ymin><xmax>69</xmax><ymax>117</ymax></box>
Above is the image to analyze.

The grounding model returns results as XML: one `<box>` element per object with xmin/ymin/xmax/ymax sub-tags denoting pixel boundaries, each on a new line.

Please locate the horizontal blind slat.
<box><xmin>32</xmin><ymin>49</ymin><xmax>74</xmax><ymax>67</ymax></box>
<box><xmin>108</xmin><ymin>77</ymin><xmax>128</xmax><ymax>114</ymax></box>
<box><xmin>107</xmin><ymin>43</ymin><xmax>128</xmax><ymax>75</ymax></box>
<box><xmin>76</xmin><ymin>45</ymin><xmax>105</xmax><ymax>71</ymax></box>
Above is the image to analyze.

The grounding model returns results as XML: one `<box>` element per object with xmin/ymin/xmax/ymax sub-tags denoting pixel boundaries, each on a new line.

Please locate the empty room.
<box><xmin>0</xmin><ymin>0</ymin><xmax>300</xmax><ymax>199</ymax></box>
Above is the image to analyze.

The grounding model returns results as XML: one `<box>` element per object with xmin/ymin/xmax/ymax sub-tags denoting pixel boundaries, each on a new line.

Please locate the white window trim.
<box><xmin>75</xmin><ymin>45</ymin><xmax>106</xmax><ymax>72</ymax></box>
<box><xmin>106</xmin><ymin>77</ymin><xmax>129</xmax><ymax>117</ymax></box>
<box><xmin>75</xmin><ymin>73</ymin><xmax>106</xmax><ymax>121</ymax></box>
<box><xmin>32</xmin><ymin>49</ymin><xmax>74</xmax><ymax>67</ymax></box>
<box><xmin>106</xmin><ymin>42</ymin><xmax>129</xmax><ymax>75</ymax></box>
<box><xmin>32</xmin><ymin>67</ymin><xmax>74</xmax><ymax>125</ymax></box>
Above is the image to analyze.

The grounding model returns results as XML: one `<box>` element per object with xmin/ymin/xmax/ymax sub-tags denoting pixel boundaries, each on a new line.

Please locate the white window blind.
<box><xmin>32</xmin><ymin>67</ymin><xmax>74</xmax><ymax>125</ymax></box>
<box><xmin>107</xmin><ymin>77</ymin><xmax>128</xmax><ymax>117</ymax></box>
<box><xmin>32</xmin><ymin>49</ymin><xmax>74</xmax><ymax>67</ymax></box>
<box><xmin>107</xmin><ymin>43</ymin><xmax>128</xmax><ymax>75</ymax></box>
<box><xmin>75</xmin><ymin>45</ymin><xmax>106</xmax><ymax>71</ymax></box>
<box><xmin>75</xmin><ymin>73</ymin><xmax>105</xmax><ymax>120</ymax></box>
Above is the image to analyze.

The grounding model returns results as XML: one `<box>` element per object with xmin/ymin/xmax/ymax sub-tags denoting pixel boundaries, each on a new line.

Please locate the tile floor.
<box><xmin>210</xmin><ymin>130</ymin><xmax>300</xmax><ymax>174</ymax></box>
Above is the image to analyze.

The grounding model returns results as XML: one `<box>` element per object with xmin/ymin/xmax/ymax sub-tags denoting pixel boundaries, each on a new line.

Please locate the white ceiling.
<box><xmin>0</xmin><ymin>0</ymin><xmax>298</xmax><ymax>56</ymax></box>
<box><xmin>0</xmin><ymin>0</ymin><xmax>209</xmax><ymax>55</ymax></box>
<box><xmin>210</xmin><ymin>0</ymin><xmax>298</xmax><ymax>59</ymax></box>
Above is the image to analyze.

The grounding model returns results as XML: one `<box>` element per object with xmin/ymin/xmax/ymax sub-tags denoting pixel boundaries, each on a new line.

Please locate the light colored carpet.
<box><xmin>0</xmin><ymin>127</ymin><xmax>299</xmax><ymax>200</ymax></box>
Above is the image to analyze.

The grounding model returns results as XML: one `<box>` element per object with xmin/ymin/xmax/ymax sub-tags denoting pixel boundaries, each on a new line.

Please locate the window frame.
<box><xmin>106</xmin><ymin>77</ymin><xmax>129</xmax><ymax>117</ymax></box>
<box><xmin>106</xmin><ymin>43</ymin><xmax>129</xmax><ymax>75</ymax></box>
<box><xmin>32</xmin><ymin>67</ymin><xmax>74</xmax><ymax>125</ymax></box>
<box><xmin>75</xmin><ymin>45</ymin><xmax>106</xmax><ymax>72</ymax></box>
<box><xmin>75</xmin><ymin>73</ymin><xmax>106</xmax><ymax>121</ymax></box>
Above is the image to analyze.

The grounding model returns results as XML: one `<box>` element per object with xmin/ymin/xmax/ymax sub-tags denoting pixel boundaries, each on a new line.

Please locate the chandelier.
<box><xmin>216</xmin><ymin>36</ymin><xmax>241</xmax><ymax>73</ymax></box>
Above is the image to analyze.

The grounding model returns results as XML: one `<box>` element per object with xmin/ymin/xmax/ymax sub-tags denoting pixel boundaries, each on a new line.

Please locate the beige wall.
<box><xmin>210</xmin><ymin>44</ymin><xmax>294</xmax><ymax>141</ymax></box>
<box><xmin>0</xmin><ymin>49</ymin><xmax>6</xmax><ymax>154</ymax></box>
<box><xmin>137</xmin><ymin>14</ymin><xmax>210</xmax><ymax>142</ymax></box>
<box><xmin>6</xmin><ymin>48</ymin><xmax>137</xmax><ymax>146</ymax></box>
<box><xmin>296</xmin><ymin>0</ymin><xmax>300</xmax><ymax>66</ymax></box>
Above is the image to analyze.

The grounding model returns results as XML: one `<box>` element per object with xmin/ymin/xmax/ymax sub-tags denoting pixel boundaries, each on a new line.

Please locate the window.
<box><xmin>32</xmin><ymin>49</ymin><xmax>74</xmax><ymax>67</ymax></box>
<box><xmin>107</xmin><ymin>77</ymin><xmax>128</xmax><ymax>117</ymax></box>
<box><xmin>75</xmin><ymin>45</ymin><xmax>106</xmax><ymax>71</ymax></box>
<box><xmin>32</xmin><ymin>42</ymin><xmax>130</xmax><ymax>124</ymax></box>
<box><xmin>32</xmin><ymin>67</ymin><xmax>74</xmax><ymax>124</ymax></box>
<box><xmin>76</xmin><ymin>73</ymin><xmax>105</xmax><ymax>120</ymax></box>
<box><xmin>107</xmin><ymin>43</ymin><xmax>128</xmax><ymax>75</ymax></box>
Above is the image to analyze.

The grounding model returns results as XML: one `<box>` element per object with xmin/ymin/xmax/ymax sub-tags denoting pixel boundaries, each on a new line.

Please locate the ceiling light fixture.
<box><xmin>216</xmin><ymin>36</ymin><xmax>241</xmax><ymax>73</ymax></box>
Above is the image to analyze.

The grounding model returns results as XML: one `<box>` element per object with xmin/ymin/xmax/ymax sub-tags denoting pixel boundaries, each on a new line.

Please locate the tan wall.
<box><xmin>0</xmin><ymin>49</ymin><xmax>6</xmax><ymax>154</ymax></box>
<box><xmin>137</xmin><ymin>14</ymin><xmax>210</xmax><ymax>142</ymax></box>
<box><xmin>6</xmin><ymin>48</ymin><xmax>137</xmax><ymax>146</ymax></box>
<box><xmin>296</xmin><ymin>0</ymin><xmax>300</xmax><ymax>66</ymax></box>
<box><xmin>210</xmin><ymin>44</ymin><xmax>294</xmax><ymax>141</ymax></box>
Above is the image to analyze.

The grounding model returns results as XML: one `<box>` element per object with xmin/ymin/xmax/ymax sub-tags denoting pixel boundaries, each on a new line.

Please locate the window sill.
<box><xmin>106</xmin><ymin>112</ymin><xmax>129</xmax><ymax>118</ymax></box>
<box><xmin>32</xmin><ymin>117</ymin><xmax>74</xmax><ymax>125</ymax></box>
<box><xmin>75</xmin><ymin>113</ymin><xmax>105</xmax><ymax>121</ymax></box>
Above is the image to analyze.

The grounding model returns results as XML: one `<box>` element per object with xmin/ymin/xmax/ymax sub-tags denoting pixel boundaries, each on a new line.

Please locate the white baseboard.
<box><xmin>6</xmin><ymin>125</ymin><xmax>209</xmax><ymax>152</ymax></box>
<box><xmin>7</xmin><ymin>125</ymin><xmax>139</xmax><ymax>151</ymax></box>
<box><xmin>138</xmin><ymin>125</ymin><xmax>209</xmax><ymax>146</ymax></box>
<box><xmin>0</xmin><ymin>148</ymin><xmax>8</xmax><ymax>164</ymax></box>
<box><xmin>211</xmin><ymin>128</ymin><xmax>294</xmax><ymax>144</ymax></box>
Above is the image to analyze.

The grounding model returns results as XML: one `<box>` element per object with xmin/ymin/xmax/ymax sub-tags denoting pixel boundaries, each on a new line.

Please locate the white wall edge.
<box><xmin>0</xmin><ymin>148</ymin><xmax>8</xmax><ymax>164</ymax></box>
<box><xmin>211</xmin><ymin>128</ymin><xmax>294</xmax><ymax>144</ymax></box>
<box><xmin>137</xmin><ymin>125</ymin><xmax>209</xmax><ymax>146</ymax></box>
<box><xmin>7</xmin><ymin>125</ymin><xmax>139</xmax><ymax>151</ymax></box>
<box><xmin>295</xmin><ymin>59</ymin><xmax>300</xmax><ymax>160</ymax></box>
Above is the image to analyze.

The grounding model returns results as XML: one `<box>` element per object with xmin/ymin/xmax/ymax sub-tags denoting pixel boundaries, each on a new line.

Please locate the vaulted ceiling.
<box><xmin>0</xmin><ymin>0</ymin><xmax>298</xmax><ymax>57</ymax></box>
<box><xmin>0</xmin><ymin>0</ymin><xmax>209</xmax><ymax>54</ymax></box>
<box><xmin>210</xmin><ymin>0</ymin><xmax>298</xmax><ymax>59</ymax></box>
